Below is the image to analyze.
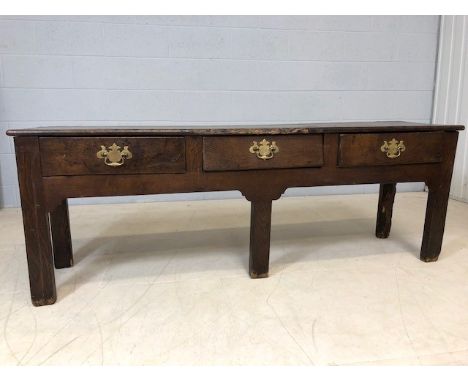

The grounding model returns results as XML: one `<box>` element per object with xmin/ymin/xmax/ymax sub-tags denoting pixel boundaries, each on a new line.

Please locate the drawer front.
<box><xmin>338</xmin><ymin>132</ymin><xmax>443</xmax><ymax>167</ymax></box>
<box><xmin>203</xmin><ymin>135</ymin><xmax>323</xmax><ymax>171</ymax></box>
<box><xmin>40</xmin><ymin>137</ymin><xmax>186</xmax><ymax>176</ymax></box>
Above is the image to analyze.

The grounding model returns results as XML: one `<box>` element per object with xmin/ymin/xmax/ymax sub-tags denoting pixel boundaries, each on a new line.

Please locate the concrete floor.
<box><xmin>1</xmin><ymin>192</ymin><xmax>468</xmax><ymax>365</ymax></box>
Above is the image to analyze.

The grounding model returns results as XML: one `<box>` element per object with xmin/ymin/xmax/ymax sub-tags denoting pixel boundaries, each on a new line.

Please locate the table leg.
<box><xmin>15</xmin><ymin>137</ymin><xmax>56</xmax><ymax>306</ymax></box>
<box><xmin>249</xmin><ymin>199</ymin><xmax>272</xmax><ymax>278</ymax></box>
<box><xmin>376</xmin><ymin>183</ymin><xmax>397</xmax><ymax>239</ymax></box>
<box><xmin>420</xmin><ymin>131</ymin><xmax>458</xmax><ymax>262</ymax></box>
<box><xmin>50</xmin><ymin>199</ymin><xmax>74</xmax><ymax>269</ymax></box>
<box><xmin>420</xmin><ymin>183</ymin><xmax>451</xmax><ymax>262</ymax></box>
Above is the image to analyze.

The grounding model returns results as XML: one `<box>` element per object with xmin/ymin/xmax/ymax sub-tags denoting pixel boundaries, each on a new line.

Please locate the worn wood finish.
<box><xmin>6</xmin><ymin>123</ymin><xmax>464</xmax><ymax>306</ymax></box>
<box><xmin>7</xmin><ymin>121</ymin><xmax>463</xmax><ymax>137</ymax></box>
<box><xmin>420</xmin><ymin>131</ymin><xmax>459</xmax><ymax>262</ymax></box>
<box><xmin>338</xmin><ymin>132</ymin><xmax>443</xmax><ymax>167</ymax></box>
<box><xmin>40</xmin><ymin>137</ymin><xmax>186</xmax><ymax>176</ymax></box>
<box><xmin>376</xmin><ymin>183</ymin><xmax>397</xmax><ymax>239</ymax></box>
<box><xmin>50</xmin><ymin>199</ymin><xmax>74</xmax><ymax>269</ymax></box>
<box><xmin>203</xmin><ymin>135</ymin><xmax>323</xmax><ymax>171</ymax></box>
<box><xmin>14</xmin><ymin>137</ymin><xmax>57</xmax><ymax>306</ymax></box>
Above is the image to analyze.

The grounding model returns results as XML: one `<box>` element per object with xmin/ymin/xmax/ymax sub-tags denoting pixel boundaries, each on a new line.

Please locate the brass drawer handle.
<box><xmin>380</xmin><ymin>138</ymin><xmax>405</xmax><ymax>159</ymax></box>
<box><xmin>249</xmin><ymin>139</ymin><xmax>279</xmax><ymax>160</ymax></box>
<box><xmin>96</xmin><ymin>143</ymin><xmax>133</xmax><ymax>167</ymax></box>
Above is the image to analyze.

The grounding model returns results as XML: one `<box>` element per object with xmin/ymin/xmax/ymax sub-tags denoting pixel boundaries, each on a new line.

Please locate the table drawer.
<box><xmin>338</xmin><ymin>132</ymin><xmax>443</xmax><ymax>168</ymax></box>
<box><xmin>203</xmin><ymin>135</ymin><xmax>323</xmax><ymax>171</ymax></box>
<box><xmin>40</xmin><ymin>137</ymin><xmax>186</xmax><ymax>176</ymax></box>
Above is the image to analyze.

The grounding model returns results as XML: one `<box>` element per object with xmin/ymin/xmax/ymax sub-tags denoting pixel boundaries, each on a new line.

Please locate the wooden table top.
<box><xmin>6</xmin><ymin>121</ymin><xmax>464</xmax><ymax>137</ymax></box>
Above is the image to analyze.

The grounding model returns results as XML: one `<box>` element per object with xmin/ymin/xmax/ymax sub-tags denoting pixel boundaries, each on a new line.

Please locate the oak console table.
<box><xmin>6</xmin><ymin>122</ymin><xmax>464</xmax><ymax>306</ymax></box>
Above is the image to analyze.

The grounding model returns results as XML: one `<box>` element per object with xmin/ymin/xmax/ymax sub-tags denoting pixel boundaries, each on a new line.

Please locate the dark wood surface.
<box><xmin>7</xmin><ymin>122</ymin><xmax>463</xmax><ymax>306</ymax></box>
<box><xmin>376</xmin><ymin>183</ymin><xmax>397</xmax><ymax>239</ymax></box>
<box><xmin>14</xmin><ymin>137</ymin><xmax>56</xmax><ymax>306</ymax></box>
<box><xmin>40</xmin><ymin>137</ymin><xmax>186</xmax><ymax>176</ymax></box>
<box><xmin>50</xmin><ymin>199</ymin><xmax>74</xmax><ymax>269</ymax></box>
<box><xmin>249</xmin><ymin>200</ymin><xmax>272</xmax><ymax>278</ymax></box>
<box><xmin>203</xmin><ymin>135</ymin><xmax>323</xmax><ymax>171</ymax></box>
<box><xmin>338</xmin><ymin>132</ymin><xmax>443</xmax><ymax>167</ymax></box>
<box><xmin>6</xmin><ymin>121</ymin><xmax>464</xmax><ymax>137</ymax></box>
<box><xmin>420</xmin><ymin>131</ymin><xmax>459</xmax><ymax>262</ymax></box>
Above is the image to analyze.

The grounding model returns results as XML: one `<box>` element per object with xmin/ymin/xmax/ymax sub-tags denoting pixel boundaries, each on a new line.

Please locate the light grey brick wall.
<box><xmin>0</xmin><ymin>16</ymin><xmax>440</xmax><ymax>207</ymax></box>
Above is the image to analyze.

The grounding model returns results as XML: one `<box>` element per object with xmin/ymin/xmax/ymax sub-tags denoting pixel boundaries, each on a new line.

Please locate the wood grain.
<box><xmin>40</xmin><ymin>137</ymin><xmax>186</xmax><ymax>176</ymax></box>
<box><xmin>6</xmin><ymin>121</ymin><xmax>464</xmax><ymax>137</ymax></box>
<box><xmin>420</xmin><ymin>132</ymin><xmax>459</xmax><ymax>262</ymax></box>
<box><xmin>14</xmin><ymin>137</ymin><xmax>57</xmax><ymax>306</ymax></box>
<box><xmin>203</xmin><ymin>135</ymin><xmax>323</xmax><ymax>171</ymax></box>
<box><xmin>338</xmin><ymin>132</ymin><xmax>444</xmax><ymax>167</ymax></box>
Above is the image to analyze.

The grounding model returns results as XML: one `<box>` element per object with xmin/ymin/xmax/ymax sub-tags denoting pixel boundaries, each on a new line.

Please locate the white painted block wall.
<box><xmin>0</xmin><ymin>16</ymin><xmax>440</xmax><ymax>207</ymax></box>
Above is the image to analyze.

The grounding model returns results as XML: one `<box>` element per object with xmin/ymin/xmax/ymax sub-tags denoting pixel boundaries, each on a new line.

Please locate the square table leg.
<box><xmin>376</xmin><ymin>183</ymin><xmax>397</xmax><ymax>239</ymax></box>
<box><xmin>420</xmin><ymin>132</ymin><xmax>458</xmax><ymax>262</ymax></box>
<box><xmin>420</xmin><ymin>183</ymin><xmax>451</xmax><ymax>262</ymax></box>
<box><xmin>249</xmin><ymin>199</ymin><xmax>272</xmax><ymax>278</ymax></box>
<box><xmin>50</xmin><ymin>199</ymin><xmax>74</xmax><ymax>269</ymax></box>
<box><xmin>15</xmin><ymin>137</ymin><xmax>57</xmax><ymax>306</ymax></box>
